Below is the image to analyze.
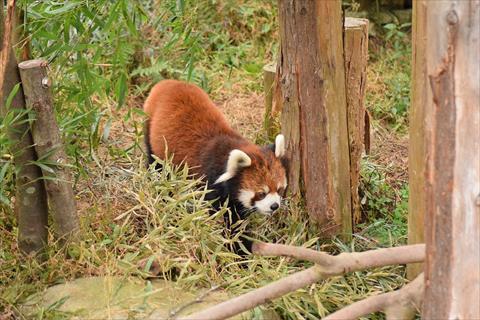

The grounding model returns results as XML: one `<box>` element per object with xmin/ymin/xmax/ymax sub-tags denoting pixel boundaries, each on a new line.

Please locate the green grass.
<box><xmin>1</xmin><ymin>1</ymin><xmax>413</xmax><ymax>318</ymax></box>
<box><xmin>357</xmin><ymin>159</ymin><xmax>408</xmax><ymax>246</ymax></box>
<box><xmin>367</xmin><ymin>23</ymin><xmax>412</xmax><ymax>133</ymax></box>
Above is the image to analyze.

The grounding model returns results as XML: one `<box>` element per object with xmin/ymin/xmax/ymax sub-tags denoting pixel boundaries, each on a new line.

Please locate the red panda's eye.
<box><xmin>278</xmin><ymin>187</ymin><xmax>285</xmax><ymax>196</ymax></box>
<box><xmin>257</xmin><ymin>192</ymin><xmax>266</xmax><ymax>200</ymax></box>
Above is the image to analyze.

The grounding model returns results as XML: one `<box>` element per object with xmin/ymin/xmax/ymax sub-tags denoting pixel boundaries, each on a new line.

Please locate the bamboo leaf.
<box><xmin>115</xmin><ymin>73</ymin><xmax>128</xmax><ymax>108</ymax></box>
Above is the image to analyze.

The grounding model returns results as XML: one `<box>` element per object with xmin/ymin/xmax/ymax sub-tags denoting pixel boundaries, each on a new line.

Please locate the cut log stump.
<box><xmin>344</xmin><ymin>17</ymin><xmax>369</xmax><ymax>225</ymax></box>
<box><xmin>18</xmin><ymin>59</ymin><xmax>80</xmax><ymax>242</ymax></box>
<box><xmin>1</xmin><ymin>1</ymin><xmax>49</xmax><ymax>255</ymax></box>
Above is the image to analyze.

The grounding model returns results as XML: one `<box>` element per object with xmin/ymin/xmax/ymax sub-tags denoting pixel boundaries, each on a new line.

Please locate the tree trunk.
<box><xmin>419</xmin><ymin>1</ymin><xmax>480</xmax><ymax>318</ymax></box>
<box><xmin>344</xmin><ymin>17</ymin><xmax>369</xmax><ymax>225</ymax></box>
<box><xmin>18</xmin><ymin>59</ymin><xmax>80</xmax><ymax>242</ymax></box>
<box><xmin>278</xmin><ymin>0</ymin><xmax>352</xmax><ymax>236</ymax></box>
<box><xmin>12</xmin><ymin>6</ymin><xmax>31</xmax><ymax>61</ymax></box>
<box><xmin>1</xmin><ymin>0</ymin><xmax>49</xmax><ymax>255</ymax></box>
<box><xmin>406</xmin><ymin>0</ymin><xmax>427</xmax><ymax>280</ymax></box>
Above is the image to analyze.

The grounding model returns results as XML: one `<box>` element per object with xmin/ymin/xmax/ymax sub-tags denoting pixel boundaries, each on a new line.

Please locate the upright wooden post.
<box><xmin>18</xmin><ymin>59</ymin><xmax>80</xmax><ymax>242</ymax></box>
<box><xmin>277</xmin><ymin>0</ymin><xmax>352</xmax><ymax>236</ymax></box>
<box><xmin>344</xmin><ymin>17</ymin><xmax>369</xmax><ymax>225</ymax></box>
<box><xmin>407</xmin><ymin>0</ymin><xmax>427</xmax><ymax>280</ymax></box>
<box><xmin>263</xmin><ymin>63</ymin><xmax>276</xmax><ymax>139</ymax></box>
<box><xmin>1</xmin><ymin>0</ymin><xmax>49</xmax><ymax>254</ymax></box>
<box><xmin>418</xmin><ymin>1</ymin><xmax>480</xmax><ymax>318</ymax></box>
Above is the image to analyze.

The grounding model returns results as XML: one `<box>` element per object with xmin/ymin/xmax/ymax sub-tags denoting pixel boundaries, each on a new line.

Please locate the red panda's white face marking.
<box><xmin>238</xmin><ymin>184</ymin><xmax>286</xmax><ymax>215</ymax></box>
<box><xmin>235</xmin><ymin>135</ymin><xmax>288</xmax><ymax>215</ymax></box>
<box><xmin>254</xmin><ymin>189</ymin><xmax>282</xmax><ymax>215</ymax></box>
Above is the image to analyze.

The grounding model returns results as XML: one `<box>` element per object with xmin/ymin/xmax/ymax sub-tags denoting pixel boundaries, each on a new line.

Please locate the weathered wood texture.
<box><xmin>263</xmin><ymin>63</ymin><xmax>276</xmax><ymax>139</ymax></box>
<box><xmin>18</xmin><ymin>59</ymin><xmax>80</xmax><ymax>241</ymax></box>
<box><xmin>344</xmin><ymin>17</ymin><xmax>369</xmax><ymax>225</ymax></box>
<box><xmin>419</xmin><ymin>1</ymin><xmax>480</xmax><ymax>318</ymax></box>
<box><xmin>1</xmin><ymin>0</ymin><xmax>49</xmax><ymax>254</ymax></box>
<box><xmin>277</xmin><ymin>0</ymin><xmax>352</xmax><ymax>235</ymax></box>
<box><xmin>407</xmin><ymin>0</ymin><xmax>427</xmax><ymax>280</ymax></box>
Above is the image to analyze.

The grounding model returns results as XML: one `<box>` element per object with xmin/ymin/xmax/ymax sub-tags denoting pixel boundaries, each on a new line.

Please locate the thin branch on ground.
<box><xmin>168</xmin><ymin>285</ymin><xmax>221</xmax><ymax>319</ymax></box>
<box><xmin>177</xmin><ymin>243</ymin><xmax>425</xmax><ymax>320</ymax></box>
<box><xmin>324</xmin><ymin>273</ymin><xmax>424</xmax><ymax>320</ymax></box>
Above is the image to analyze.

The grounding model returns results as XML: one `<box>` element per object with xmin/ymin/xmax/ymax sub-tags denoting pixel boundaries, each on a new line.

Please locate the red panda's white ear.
<box><xmin>275</xmin><ymin>134</ymin><xmax>285</xmax><ymax>158</ymax></box>
<box><xmin>214</xmin><ymin>149</ymin><xmax>252</xmax><ymax>184</ymax></box>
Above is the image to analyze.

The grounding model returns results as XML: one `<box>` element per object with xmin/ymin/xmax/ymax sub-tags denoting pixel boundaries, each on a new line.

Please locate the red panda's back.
<box><xmin>144</xmin><ymin>80</ymin><xmax>236</xmax><ymax>171</ymax></box>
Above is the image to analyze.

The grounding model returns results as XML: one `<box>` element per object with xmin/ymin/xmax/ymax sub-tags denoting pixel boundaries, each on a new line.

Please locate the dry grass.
<box><xmin>369</xmin><ymin>126</ymin><xmax>408</xmax><ymax>188</ymax></box>
<box><xmin>216</xmin><ymin>91</ymin><xmax>264</xmax><ymax>141</ymax></box>
<box><xmin>1</xmin><ymin>5</ymin><xmax>413</xmax><ymax>317</ymax></box>
<box><xmin>0</xmin><ymin>84</ymin><xmax>410</xmax><ymax>318</ymax></box>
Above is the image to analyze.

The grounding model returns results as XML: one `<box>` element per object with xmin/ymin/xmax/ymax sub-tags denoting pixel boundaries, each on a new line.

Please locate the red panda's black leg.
<box><xmin>223</xmin><ymin>204</ymin><xmax>253</xmax><ymax>257</ymax></box>
<box><xmin>144</xmin><ymin>119</ymin><xmax>162</xmax><ymax>171</ymax></box>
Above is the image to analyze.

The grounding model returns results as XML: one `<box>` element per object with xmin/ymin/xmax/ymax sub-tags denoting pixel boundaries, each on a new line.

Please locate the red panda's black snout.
<box><xmin>143</xmin><ymin>80</ymin><xmax>287</xmax><ymax>253</ymax></box>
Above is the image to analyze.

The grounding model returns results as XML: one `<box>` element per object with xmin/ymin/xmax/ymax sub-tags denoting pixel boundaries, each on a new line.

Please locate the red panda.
<box><xmin>143</xmin><ymin>80</ymin><xmax>287</xmax><ymax>253</ymax></box>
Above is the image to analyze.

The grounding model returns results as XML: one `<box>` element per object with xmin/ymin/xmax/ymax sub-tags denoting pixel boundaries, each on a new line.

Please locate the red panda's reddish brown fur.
<box><xmin>144</xmin><ymin>80</ymin><xmax>238</xmax><ymax>175</ymax></box>
<box><xmin>143</xmin><ymin>80</ymin><xmax>287</xmax><ymax>254</ymax></box>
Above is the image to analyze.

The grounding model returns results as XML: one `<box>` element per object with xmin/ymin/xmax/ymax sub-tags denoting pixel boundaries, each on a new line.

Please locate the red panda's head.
<box><xmin>215</xmin><ymin>135</ymin><xmax>288</xmax><ymax>215</ymax></box>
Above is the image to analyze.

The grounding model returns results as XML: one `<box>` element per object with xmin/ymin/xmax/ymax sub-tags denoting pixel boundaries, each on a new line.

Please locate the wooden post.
<box><xmin>263</xmin><ymin>63</ymin><xmax>276</xmax><ymax>139</ymax></box>
<box><xmin>1</xmin><ymin>0</ymin><xmax>49</xmax><ymax>254</ymax></box>
<box><xmin>344</xmin><ymin>17</ymin><xmax>369</xmax><ymax>225</ymax></box>
<box><xmin>418</xmin><ymin>1</ymin><xmax>480</xmax><ymax>318</ymax></box>
<box><xmin>277</xmin><ymin>0</ymin><xmax>352</xmax><ymax>236</ymax></box>
<box><xmin>18</xmin><ymin>59</ymin><xmax>80</xmax><ymax>241</ymax></box>
<box><xmin>407</xmin><ymin>0</ymin><xmax>427</xmax><ymax>280</ymax></box>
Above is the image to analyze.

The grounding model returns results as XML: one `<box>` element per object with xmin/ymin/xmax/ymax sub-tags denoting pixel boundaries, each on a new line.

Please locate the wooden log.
<box><xmin>278</xmin><ymin>0</ymin><xmax>352</xmax><ymax>236</ymax></box>
<box><xmin>406</xmin><ymin>0</ymin><xmax>427</xmax><ymax>280</ymax></box>
<box><xmin>344</xmin><ymin>17</ymin><xmax>369</xmax><ymax>225</ymax></box>
<box><xmin>419</xmin><ymin>1</ymin><xmax>480</xmax><ymax>318</ymax></box>
<box><xmin>181</xmin><ymin>243</ymin><xmax>426</xmax><ymax>320</ymax></box>
<box><xmin>263</xmin><ymin>63</ymin><xmax>276</xmax><ymax>139</ymax></box>
<box><xmin>1</xmin><ymin>0</ymin><xmax>49</xmax><ymax>254</ymax></box>
<box><xmin>18</xmin><ymin>59</ymin><xmax>80</xmax><ymax>242</ymax></box>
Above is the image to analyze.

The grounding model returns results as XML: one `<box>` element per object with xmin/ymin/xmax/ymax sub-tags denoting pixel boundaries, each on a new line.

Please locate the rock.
<box><xmin>21</xmin><ymin>276</ymin><xmax>279</xmax><ymax>319</ymax></box>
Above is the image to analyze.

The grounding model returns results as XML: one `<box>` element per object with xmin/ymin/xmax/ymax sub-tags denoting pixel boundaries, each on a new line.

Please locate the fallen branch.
<box><xmin>252</xmin><ymin>242</ymin><xmax>425</xmax><ymax>276</ymax></box>
<box><xmin>324</xmin><ymin>273</ymin><xmax>424</xmax><ymax>320</ymax></box>
<box><xmin>179</xmin><ymin>266</ymin><xmax>321</xmax><ymax>320</ymax></box>
<box><xmin>168</xmin><ymin>285</ymin><xmax>221</xmax><ymax>319</ymax></box>
<box><xmin>178</xmin><ymin>243</ymin><xmax>425</xmax><ymax>320</ymax></box>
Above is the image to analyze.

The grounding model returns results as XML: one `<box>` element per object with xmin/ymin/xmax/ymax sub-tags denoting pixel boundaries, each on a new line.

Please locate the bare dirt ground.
<box><xmin>216</xmin><ymin>91</ymin><xmax>264</xmax><ymax>141</ymax></box>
